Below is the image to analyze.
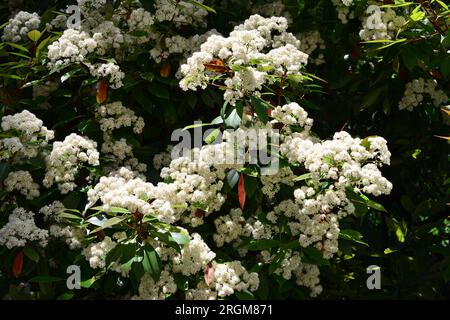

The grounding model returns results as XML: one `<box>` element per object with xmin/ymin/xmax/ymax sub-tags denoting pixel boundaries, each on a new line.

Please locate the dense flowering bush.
<box><xmin>0</xmin><ymin>0</ymin><xmax>448</xmax><ymax>300</ymax></box>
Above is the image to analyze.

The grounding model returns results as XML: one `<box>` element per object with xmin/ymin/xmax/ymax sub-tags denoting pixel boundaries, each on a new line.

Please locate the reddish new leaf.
<box><xmin>204</xmin><ymin>263</ymin><xmax>215</xmax><ymax>286</ymax></box>
<box><xmin>12</xmin><ymin>251</ymin><xmax>24</xmax><ymax>278</ymax></box>
<box><xmin>238</xmin><ymin>173</ymin><xmax>246</xmax><ymax>209</ymax></box>
<box><xmin>160</xmin><ymin>63</ymin><xmax>171</xmax><ymax>78</ymax></box>
<box><xmin>96</xmin><ymin>80</ymin><xmax>107</xmax><ymax>104</ymax></box>
<box><xmin>203</xmin><ymin>58</ymin><xmax>231</xmax><ymax>74</ymax></box>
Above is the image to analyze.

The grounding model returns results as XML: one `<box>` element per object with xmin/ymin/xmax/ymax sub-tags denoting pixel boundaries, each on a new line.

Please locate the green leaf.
<box><xmin>56</xmin><ymin>292</ymin><xmax>75</xmax><ymax>300</ymax></box>
<box><xmin>106</xmin><ymin>242</ymin><xmax>138</xmax><ymax>267</ymax></box>
<box><xmin>256</xmin><ymin>275</ymin><xmax>269</xmax><ymax>299</ymax></box>
<box><xmin>268</xmin><ymin>250</ymin><xmax>286</xmax><ymax>274</ymax></box>
<box><xmin>224</xmin><ymin>109</ymin><xmax>241</xmax><ymax>128</ymax></box>
<box><xmin>107</xmin><ymin>207</ymin><xmax>131</xmax><ymax>214</ymax></box>
<box><xmin>383</xmin><ymin>248</ymin><xmax>398</xmax><ymax>255</ymax></box>
<box><xmin>4</xmin><ymin>42</ymin><xmax>30</xmax><ymax>53</ymax></box>
<box><xmin>226</xmin><ymin>170</ymin><xmax>239</xmax><ymax>189</ymax></box>
<box><xmin>91</xmin><ymin>216</ymin><xmax>127</xmax><ymax>233</ymax></box>
<box><xmin>204</xmin><ymin>128</ymin><xmax>220</xmax><ymax>144</ymax></box>
<box><xmin>27</xmin><ymin>30</ymin><xmax>42</xmax><ymax>43</ymax></box>
<box><xmin>245</xmin><ymin>239</ymin><xmax>279</xmax><ymax>251</ymax></box>
<box><xmin>441</xmin><ymin>34</ymin><xmax>450</xmax><ymax>48</ymax></box>
<box><xmin>436</xmin><ymin>0</ymin><xmax>449</xmax><ymax>10</ymax></box>
<box><xmin>0</xmin><ymin>73</ymin><xmax>24</xmax><ymax>80</ymax></box>
<box><xmin>345</xmin><ymin>187</ymin><xmax>386</xmax><ymax>216</ymax></box>
<box><xmin>148</xmin><ymin>82</ymin><xmax>169</xmax><ymax>99</ymax></box>
<box><xmin>183</xmin><ymin>121</ymin><xmax>216</xmax><ymax>130</ymax></box>
<box><xmin>142</xmin><ymin>245</ymin><xmax>162</xmax><ymax>281</ymax></box>
<box><xmin>170</xmin><ymin>232</ymin><xmax>190</xmax><ymax>246</ymax></box>
<box><xmin>302</xmin><ymin>246</ymin><xmax>330</xmax><ymax>266</ymax></box>
<box><xmin>410</xmin><ymin>5</ymin><xmax>425</xmax><ymax>21</ymax></box>
<box><xmin>128</xmin><ymin>30</ymin><xmax>149</xmax><ymax>37</ymax></box>
<box><xmin>244</xmin><ymin>175</ymin><xmax>258</xmax><ymax>197</ymax></box>
<box><xmin>250</xmin><ymin>96</ymin><xmax>270</xmax><ymax>124</ymax></box>
<box><xmin>293</xmin><ymin>173</ymin><xmax>312</xmax><ymax>182</ymax></box>
<box><xmin>59</xmin><ymin>212</ymin><xmax>83</xmax><ymax>221</ymax></box>
<box><xmin>281</xmin><ymin>240</ymin><xmax>301</xmax><ymax>250</ymax></box>
<box><xmin>385</xmin><ymin>217</ymin><xmax>407</xmax><ymax>243</ymax></box>
<box><xmin>235</xmin><ymin>289</ymin><xmax>256</xmax><ymax>300</ymax></box>
<box><xmin>173</xmin><ymin>273</ymin><xmax>189</xmax><ymax>291</ymax></box>
<box><xmin>80</xmin><ymin>276</ymin><xmax>97</xmax><ymax>288</ymax></box>
<box><xmin>36</xmin><ymin>35</ymin><xmax>56</xmax><ymax>58</ymax></box>
<box><xmin>60</xmin><ymin>67</ymin><xmax>83</xmax><ymax>83</ymax></box>
<box><xmin>237</xmin><ymin>166</ymin><xmax>260</xmax><ymax>177</ymax></box>
<box><xmin>185</xmin><ymin>0</ymin><xmax>216</xmax><ymax>13</ymax></box>
<box><xmin>23</xmin><ymin>247</ymin><xmax>40</xmax><ymax>262</ymax></box>
<box><xmin>361</xmin><ymin>194</ymin><xmax>387</xmax><ymax>212</ymax></box>
<box><xmin>339</xmin><ymin>230</ymin><xmax>369</xmax><ymax>246</ymax></box>
<box><xmin>140</xmin><ymin>72</ymin><xmax>155</xmax><ymax>82</ymax></box>
<box><xmin>361</xmin><ymin>87</ymin><xmax>385</xmax><ymax>110</ymax></box>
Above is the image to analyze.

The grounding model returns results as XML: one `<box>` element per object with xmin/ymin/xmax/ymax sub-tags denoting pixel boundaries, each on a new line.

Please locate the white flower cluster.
<box><xmin>46</xmin><ymin>0</ymin><xmax>216</xmax><ymax>87</ymax></box>
<box><xmin>253</xmin><ymin>1</ymin><xmax>292</xmax><ymax>24</ymax></box>
<box><xmin>184</xmin><ymin>260</ymin><xmax>259</xmax><ymax>300</ymax></box>
<box><xmin>87</xmin><ymin>63</ymin><xmax>125</xmax><ymax>89</ymax></box>
<box><xmin>33</xmin><ymin>81</ymin><xmax>59</xmax><ymax>107</ymax></box>
<box><xmin>185</xmin><ymin>282</ymin><xmax>218</xmax><ymax>300</ymax></box>
<box><xmin>0</xmin><ymin>208</ymin><xmax>48</xmax><ymax>249</ymax></box>
<box><xmin>154</xmin><ymin>0</ymin><xmax>208</xmax><ymax>27</ymax></box>
<box><xmin>127</xmin><ymin>8</ymin><xmax>154</xmax><ymax>32</ymax></box>
<box><xmin>158</xmin><ymin>141</ymin><xmax>240</xmax><ymax>226</ymax></box>
<box><xmin>271</xmin><ymin>102</ymin><xmax>313</xmax><ymax>127</ymax></box>
<box><xmin>398</xmin><ymin>78</ymin><xmax>449</xmax><ymax>111</ymax></box>
<box><xmin>359</xmin><ymin>6</ymin><xmax>406</xmax><ymax>41</ymax></box>
<box><xmin>88</xmin><ymin>140</ymin><xmax>236</xmax><ymax>226</ymax></box>
<box><xmin>260</xmin><ymin>166</ymin><xmax>296</xmax><ymax>199</ymax></box>
<box><xmin>86</xmin><ymin>167</ymin><xmax>155</xmax><ymax>216</ymax></box>
<box><xmin>273</xmin><ymin>106</ymin><xmax>392</xmax><ymax>257</ymax></box>
<box><xmin>172</xmin><ymin>233</ymin><xmax>216</xmax><ymax>275</ymax></box>
<box><xmin>153</xmin><ymin>145</ymin><xmax>174</xmax><ymax>171</ymax></box>
<box><xmin>84</xmin><ymin>96</ymin><xmax>392</xmax><ymax>298</ymax></box>
<box><xmin>295</xmin><ymin>263</ymin><xmax>322</xmax><ymax>297</ymax></box>
<box><xmin>298</xmin><ymin>31</ymin><xmax>326</xmax><ymax>65</ymax></box>
<box><xmin>95</xmin><ymin>101</ymin><xmax>144</xmax><ymax>161</ymax></box>
<box><xmin>180</xmin><ymin>14</ymin><xmax>308</xmax><ymax>105</ymax></box>
<box><xmin>82</xmin><ymin>236</ymin><xmax>116</xmax><ymax>269</ymax></box>
<box><xmin>40</xmin><ymin>201</ymin><xmax>65</xmax><ymax>222</ymax></box>
<box><xmin>150</xmin><ymin>30</ymin><xmax>219</xmax><ymax>68</ymax></box>
<box><xmin>213</xmin><ymin>208</ymin><xmax>247</xmax><ymax>247</ymax></box>
<box><xmin>208</xmin><ymin>261</ymin><xmax>259</xmax><ymax>298</ymax></box>
<box><xmin>0</xmin><ymin>110</ymin><xmax>54</xmax><ymax>161</ymax></box>
<box><xmin>46</xmin><ymin>14</ymin><xmax>67</xmax><ymax>31</ymax></box>
<box><xmin>43</xmin><ymin>133</ymin><xmax>100</xmax><ymax>194</ymax></box>
<box><xmin>78</xmin><ymin>0</ymin><xmax>107</xmax><ymax>15</ymax></box>
<box><xmin>47</xmin><ymin>29</ymin><xmax>98</xmax><ymax>68</ymax></box>
<box><xmin>1</xmin><ymin>11</ymin><xmax>41</xmax><ymax>43</ymax></box>
<box><xmin>96</xmin><ymin>101</ymin><xmax>145</xmax><ymax>134</ymax></box>
<box><xmin>261</xmin><ymin>250</ymin><xmax>322</xmax><ymax>297</ymax></box>
<box><xmin>4</xmin><ymin>171</ymin><xmax>40</xmax><ymax>200</ymax></box>
<box><xmin>332</xmin><ymin>0</ymin><xmax>355</xmax><ymax>24</ymax></box>
<box><xmin>47</xmin><ymin>27</ymin><xmax>125</xmax><ymax>88</ymax></box>
<box><xmin>134</xmin><ymin>270</ymin><xmax>177</xmax><ymax>300</ymax></box>
<box><xmin>49</xmin><ymin>224</ymin><xmax>84</xmax><ymax>249</ymax></box>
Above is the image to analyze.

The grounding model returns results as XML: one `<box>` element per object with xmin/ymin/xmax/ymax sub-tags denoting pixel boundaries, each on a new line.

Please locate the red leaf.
<box><xmin>204</xmin><ymin>263</ymin><xmax>215</xmax><ymax>286</ymax></box>
<box><xmin>238</xmin><ymin>173</ymin><xmax>246</xmax><ymax>209</ymax></box>
<box><xmin>12</xmin><ymin>251</ymin><xmax>24</xmax><ymax>278</ymax></box>
<box><xmin>96</xmin><ymin>80</ymin><xmax>108</xmax><ymax>104</ymax></box>
<box><xmin>203</xmin><ymin>58</ymin><xmax>231</xmax><ymax>74</ymax></box>
<box><xmin>160</xmin><ymin>63</ymin><xmax>171</xmax><ymax>78</ymax></box>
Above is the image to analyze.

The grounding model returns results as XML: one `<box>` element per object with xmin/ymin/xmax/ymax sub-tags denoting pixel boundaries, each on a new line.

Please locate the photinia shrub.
<box><xmin>0</xmin><ymin>0</ymin><xmax>448</xmax><ymax>300</ymax></box>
